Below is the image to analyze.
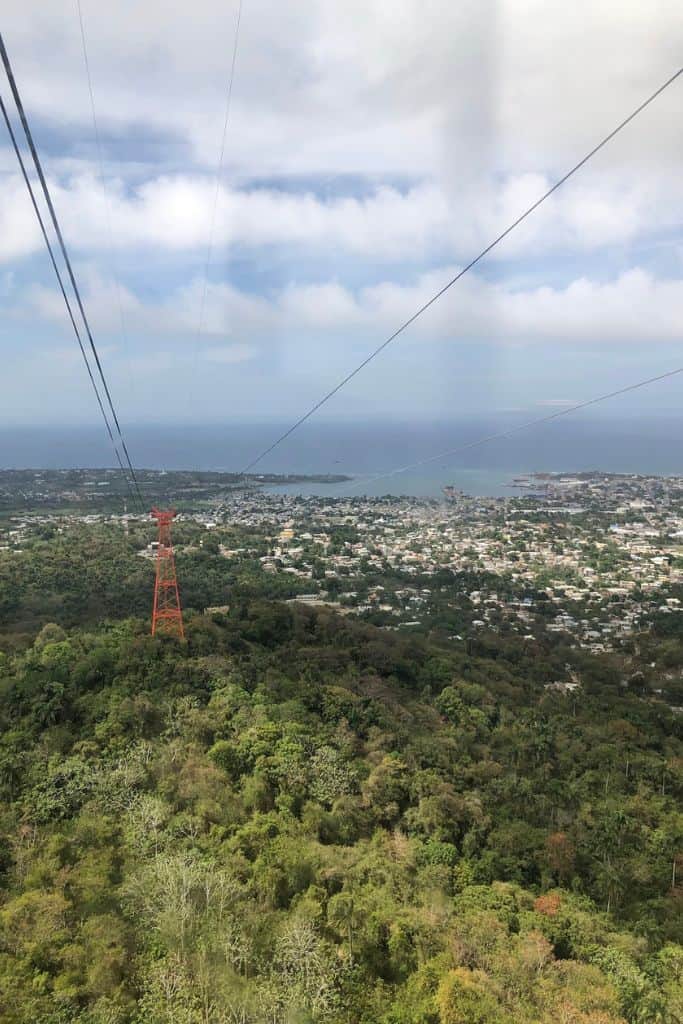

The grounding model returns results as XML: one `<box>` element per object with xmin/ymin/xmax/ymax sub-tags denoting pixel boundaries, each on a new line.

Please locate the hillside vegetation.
<box><xmin>0</xmin><ymin>525</ymin><xmax>681</xmax><ymax>1022</ymax></box>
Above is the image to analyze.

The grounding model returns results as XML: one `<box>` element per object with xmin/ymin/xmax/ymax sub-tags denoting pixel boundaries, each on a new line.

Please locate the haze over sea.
<box><xmin>0</xmin><ymin>416</ymin><xmax>681</xmax><ymax>498</ymax></box>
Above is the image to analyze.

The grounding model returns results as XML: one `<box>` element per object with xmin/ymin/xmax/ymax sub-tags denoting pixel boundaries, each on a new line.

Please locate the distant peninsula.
<box><xmin>0</xmin><ymin>468</ymin><xmax>351</xmax><ymax>514</ymax></box>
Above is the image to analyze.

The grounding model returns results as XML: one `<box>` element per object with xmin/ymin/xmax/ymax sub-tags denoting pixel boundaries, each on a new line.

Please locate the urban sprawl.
<box><xmin>4</xmin><ymin>470</ymin><xmax>683</xmax><ymax>664</ymax></box>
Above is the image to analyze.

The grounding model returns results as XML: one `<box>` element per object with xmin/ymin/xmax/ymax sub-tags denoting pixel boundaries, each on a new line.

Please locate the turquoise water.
<box><xmin>268</xmin><ymin>467</ymin><xmax>525</xmax><ymax>498</ymax></box>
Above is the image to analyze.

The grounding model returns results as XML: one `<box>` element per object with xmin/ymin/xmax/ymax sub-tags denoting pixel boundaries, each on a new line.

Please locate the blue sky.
<box><xmin>1</xmin><ymin>0</ymin><xmax>683</xmax><ymax>431</ymax></box>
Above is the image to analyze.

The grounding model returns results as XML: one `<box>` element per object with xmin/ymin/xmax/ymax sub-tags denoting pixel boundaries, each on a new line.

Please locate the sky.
<box><xmin>1</xmin><ymin>0</ymin><xmax>683</xmax><ymax>432</ymax></box>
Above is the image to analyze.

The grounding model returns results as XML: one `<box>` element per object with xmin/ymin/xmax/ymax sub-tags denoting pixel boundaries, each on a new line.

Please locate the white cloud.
<box><xmin>0</xmin><ymin>176</ymin><xmax>42</xmax><ymax>261</ymax></box>
<box><xmin>2</xmin><ymin>0</ymin><xmax>681</xmax><ymax>178</ymax></box>
<box><xmin>0</xmin><ymin>0</ymin><xmax>681</xmax><ymax>265</ymax></box>
<box><xmin>1</xmin><ymin>165</ymin><xmax>681</xmax><ymax>268</ymax></box>
<box><xmin>2</xmin><ymin>0</ymin><xmax>683</xmax><ymax>426</ymax></box>
<box><xmin>18</xmin><ymin>264</ymin><xmax>683</xmax><ymax>349</ymax></box>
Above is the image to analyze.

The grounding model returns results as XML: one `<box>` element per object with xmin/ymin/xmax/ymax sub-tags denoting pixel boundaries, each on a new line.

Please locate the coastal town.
<box><xmin>2</xmin><ymin>469</ymin><xmax>683</xmax><ymax>655</ymax></box>
<box><xmin>201</xmin><ymin>471</ymin><xmax>683</xmax><ymax>653</ymax></box>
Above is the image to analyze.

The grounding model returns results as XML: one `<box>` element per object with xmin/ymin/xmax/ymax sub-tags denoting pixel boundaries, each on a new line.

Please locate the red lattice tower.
<box><xmin>151</xmin><ymin>508</ymin><xmax>185</xmax><ymax>639</ymax></box>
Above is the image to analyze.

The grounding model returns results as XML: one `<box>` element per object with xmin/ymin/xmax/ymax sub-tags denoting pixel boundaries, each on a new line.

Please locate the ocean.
<box><xmin>0</xmin><ymin>416</ymin><xmax>681</xmax><ymax>498</ymax></box>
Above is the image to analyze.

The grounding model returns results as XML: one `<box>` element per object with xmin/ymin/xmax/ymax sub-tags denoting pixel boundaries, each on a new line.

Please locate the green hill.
<box><xmin>0</xmin><ymin>594</ymin><xmax>680</xmax><ymax>1023</ymax></box>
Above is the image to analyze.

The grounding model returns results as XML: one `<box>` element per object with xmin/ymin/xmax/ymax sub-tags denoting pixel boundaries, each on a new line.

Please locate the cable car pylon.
<box><xmin>151</xmin><ymin>508</ymin><xmax>184</xmax><ymax>639</ymax></box>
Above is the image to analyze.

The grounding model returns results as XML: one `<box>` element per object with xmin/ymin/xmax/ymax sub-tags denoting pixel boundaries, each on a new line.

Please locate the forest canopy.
<box><xmin>0</xmin><ymin>523</ymin><xmax>681</xmax><ymax>1022</ymax></box>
